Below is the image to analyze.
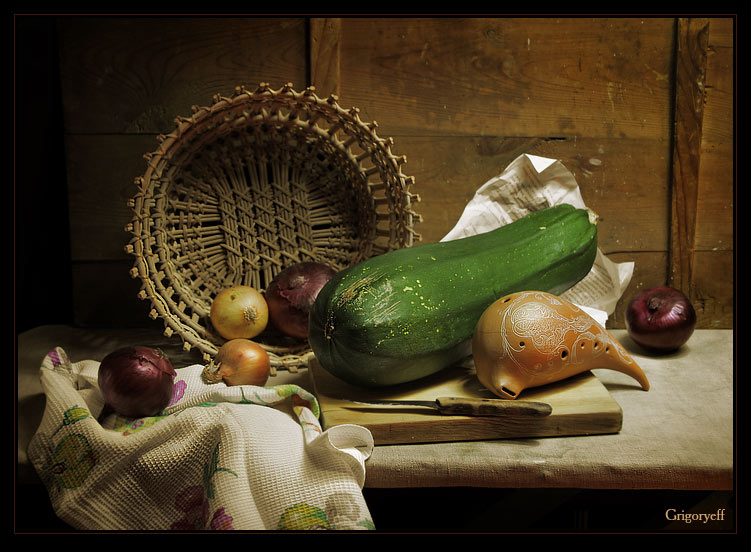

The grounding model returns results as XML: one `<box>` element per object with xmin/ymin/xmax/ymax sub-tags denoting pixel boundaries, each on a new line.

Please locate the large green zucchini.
<box><xmin>309</xmin><ymin>204</ymin><xmax>598</xmax><ymax>387</ymax></box>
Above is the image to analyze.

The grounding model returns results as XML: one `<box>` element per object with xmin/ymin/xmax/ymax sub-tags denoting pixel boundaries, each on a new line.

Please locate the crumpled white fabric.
<box><xmin>441</xmin><ymin>153</ymin><xmax>634</xmax><ymax>326</ymax></box>
<box><xmin>27</xmin><ymin>347</ymin><xmax>375</xmax><ymax>531</ymax></box>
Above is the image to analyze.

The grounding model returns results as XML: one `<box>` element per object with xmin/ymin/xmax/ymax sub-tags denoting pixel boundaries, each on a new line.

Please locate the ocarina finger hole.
<box><xmin>501</xmin><ymin>387</ymin><xmax>518</xmax><ymax>398</ymax></box>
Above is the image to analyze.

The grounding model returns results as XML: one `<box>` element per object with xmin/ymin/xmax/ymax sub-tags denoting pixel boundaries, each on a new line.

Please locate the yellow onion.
<box><xmin>202</xmin><ymin>339</ymin><xmax>270</xmax><ymax>386</ymax></box>
<box><xmin>210</xmin><ymin>285</ymin><xmax>269</xmax><ymax>340</ymax></box>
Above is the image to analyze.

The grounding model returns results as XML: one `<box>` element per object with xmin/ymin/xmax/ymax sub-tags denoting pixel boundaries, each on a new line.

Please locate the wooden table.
<box><xmin>17</xmin><ymin>325</ymin><xmax>735</xmax><ymax>531</ymax></box>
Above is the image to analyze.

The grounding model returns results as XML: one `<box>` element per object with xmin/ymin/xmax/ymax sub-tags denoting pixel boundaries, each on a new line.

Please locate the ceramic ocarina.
<box><xmin>472</xmin><ymin>290</ymin><xmax>649</xmax><ymax>400</ymax></box>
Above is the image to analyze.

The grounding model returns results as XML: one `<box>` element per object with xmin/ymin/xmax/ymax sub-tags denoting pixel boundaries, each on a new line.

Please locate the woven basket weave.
<box><xmin>125</xmin><ymin>83</ymin><xmax>421</xmax><ymax>373</ymax></box>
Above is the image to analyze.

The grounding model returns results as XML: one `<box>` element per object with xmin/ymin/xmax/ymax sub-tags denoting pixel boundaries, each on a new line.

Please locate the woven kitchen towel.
<box><xmin>27</xmin><ymin>347</ymin><xmax>375</xmax><ymax>531</ymax></box>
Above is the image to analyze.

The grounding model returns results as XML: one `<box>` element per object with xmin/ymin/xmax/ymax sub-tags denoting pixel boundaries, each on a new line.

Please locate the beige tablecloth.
<box><xmin>359</xmin><ymin>329</ymin><xmax>734</xmax><ymax>491</ymax></box>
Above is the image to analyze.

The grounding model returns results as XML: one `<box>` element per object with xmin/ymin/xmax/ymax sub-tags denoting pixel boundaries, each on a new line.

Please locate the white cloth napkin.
<box><xmin>442</xmin><ymin>153</ymin><xmax>634</xmax><ymax>326</ymax></box>
<box><xmin>27</xmin><ymin>347</ymin><xmax>375</xmax><ymax>531</ymax></box>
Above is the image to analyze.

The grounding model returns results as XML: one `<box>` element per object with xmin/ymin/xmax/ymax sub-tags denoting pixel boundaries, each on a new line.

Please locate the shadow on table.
<box><xmin>362</xmin><ymin>486</ymin><xmax>736</xmax><ymax>533</ymax></box>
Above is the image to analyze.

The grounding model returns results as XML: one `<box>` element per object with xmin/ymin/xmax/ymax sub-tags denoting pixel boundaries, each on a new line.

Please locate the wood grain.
<box><xmin>57</xmin><ymin>17</ymin><xmax>308</xmax><ymax>134</ymax></box>
<box><xmin>53</xmin><ymin>16</ymin><xmax>733</xmax><ymax>330</ymax></box>
<box><xmin>308</xmin><ymin>358</ymin><xmax>623</xmax><ymax>445</ymax></box>
<box><xmin>692</xmin><ymin>18</ymin><xmax>734</xmax><ymax>328</ymax></box>
<box><xmin>335</xmin><ymin>17</ymin><xmax>675</xmax><ymax>139</ymax></box>
<box><xmin>309</xmin><ymin>18</ymin><xmax>341</xmax><ymax>98</ymax></box>
<box><xmin>393</xmin><ymin>135</ymin><xmax>671</xmax><ymax>252</ymax></box>
<box><xmin>669</xmin><ymin>18</ymin><xmax>710</xmax><ymax>296</ymax></box>
<box><xmin>606</xmin><ymin>251</ymin><xmax>669</xmax><ymax>328</ymax></box>
<box><xmin>692</xmin><ymin>250</ymin><xmax>734</xmax><ymax>328</ymax></box>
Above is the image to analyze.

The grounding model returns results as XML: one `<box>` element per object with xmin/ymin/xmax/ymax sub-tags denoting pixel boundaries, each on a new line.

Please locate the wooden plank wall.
<box><xmin>55</xmin><ymin>16</ymin><xmax>733</xmax><ymax>331</ymax></box>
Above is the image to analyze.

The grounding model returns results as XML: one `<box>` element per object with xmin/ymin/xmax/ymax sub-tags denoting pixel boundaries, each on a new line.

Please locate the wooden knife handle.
<box><xmin>435</xmin><ymin>397</ymin><xmax>552</xmax><ymax>417</ymax></box>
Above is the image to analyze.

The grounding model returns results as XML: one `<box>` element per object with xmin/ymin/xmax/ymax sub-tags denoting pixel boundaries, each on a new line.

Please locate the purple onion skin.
<box><xmin>98</xmin><ymin>346</ymin><xmax>177</xmax><ymax>418</ymax></box>
<box><xmin>625</xmin><ymin>286</ymin><xmax>697</xmax><ymax>353</ymax></box>
<box><xmin>266</xmin><ymin>262</ymin><xmax>337</xmax><ymax>340</ymax></box>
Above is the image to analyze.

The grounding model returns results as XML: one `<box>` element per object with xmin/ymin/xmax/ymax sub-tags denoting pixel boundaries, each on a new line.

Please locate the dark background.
<box><xmin>14</xmin><ymin>16</ymin><xmax>73</xmax><ymax>334</ymax></box>
<box><xmin>13</xmin><ymin>15</ymin><xmax>73</xmax><ymax>534</ymax></box>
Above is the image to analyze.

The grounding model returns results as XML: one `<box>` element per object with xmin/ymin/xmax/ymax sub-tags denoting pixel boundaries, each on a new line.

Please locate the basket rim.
<box><xmin>125</xmin><ymin>82</ymin><xmax>422</xmax><ymax>369</ymax></box>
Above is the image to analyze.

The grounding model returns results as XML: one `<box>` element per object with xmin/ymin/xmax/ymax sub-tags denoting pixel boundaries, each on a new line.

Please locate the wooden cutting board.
<box><xmin>308</xmin><ymin>358</ymin><xmax>623</xmax><ymax>445</ymax></box>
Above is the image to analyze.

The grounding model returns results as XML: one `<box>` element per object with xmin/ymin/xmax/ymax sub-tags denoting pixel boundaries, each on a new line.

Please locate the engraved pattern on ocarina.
<box><xmin>473</xmin><ymin>290</ymin><xmax>650</xmax><ymax>400</ymax></box>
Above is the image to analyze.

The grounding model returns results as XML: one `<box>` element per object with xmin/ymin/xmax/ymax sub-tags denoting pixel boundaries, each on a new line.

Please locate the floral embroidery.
<box><xmin>172</xmin><ymin>401</ymin><xmax>219</xmax><ymax>416</ymax></box>
<box><xmin>47</xmin><ymin>433</ymin><xmax>98</xmax><ymax>489</ymax></box>
<box><xmin>277</xmin><ymin>503</ymin><xmax>331</xmax><ymax>530</ymax></box>
<box><xmin>276</xmin><ymin>494</ymin><xmax>375</xmax><ymax>530</ymax></box>
<box><xmin>171</xmin><ymin>442</ymin><xmax>237</xmax><ymax>530</ymax></box>
<box><xmin>52</xmin><ymin>405</ymin><xmax>90</xmax><ymax>436</ymax></box>
<box><xmin>272</xmin><ymin>384</ymin><xmax>321</xmax><ymax>418</ymax></box>
<box><xmin>325</xmin><ymin>493</ymin><xmax>375</xmax><ymax>530</ymax></box>
<box><xmin>114</xmin><ymin>415</ymin><xmax>170</xmax><ymax>435</ymax></box>
<box><xmin>208</xmin><ymin>507</ymin><xmax>234</xmax><ymax>530</ymax></box>
<box><xmin>168</xmin><ymin>379</ymin><xmax>187</xmax><ymax>406</ymax></box>
<box><xmin>357</xmin><ymin>518</ymin><xmax>377</xmax><ymax>530</ymax></box>
<box><xmin>203</xmin><ymin>442</ymin><xmax>238</xmax><ymax>499</ymax></box>
<box><xmin>43</xmin><ymin>347</ymin><xmax>73</xmax><ymax>380</ymax></box>
<box><xmin>169</xmin><ymin>384</ymin><xmax>321</xmax><ymax>435</ymax></box>
<box><xmin>170</xmin><ymin>485</ymin><xmax>211</xmax><ymax>530</ymax></box>
<box><xmin>48</xmin><ymin>348</ymin><xmax>63</xmax><ymax>367</ymax></box>
<box><xmin>113</xmin><ymin>380</ymin><xmax>185</xmax><ymax>434</ymax></box>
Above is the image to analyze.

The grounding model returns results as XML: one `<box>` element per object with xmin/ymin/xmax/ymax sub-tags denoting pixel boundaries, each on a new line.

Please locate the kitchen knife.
<box><xmin>338</xmin><ymin>396</ymin><xmax>552</xmax><ymax>418</ymax></box>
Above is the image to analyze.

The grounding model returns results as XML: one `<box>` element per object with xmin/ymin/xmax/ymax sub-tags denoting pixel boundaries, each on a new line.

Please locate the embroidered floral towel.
<box><xmin>27</xmin><ymin>348</ymin><xmax>375</xmax><ymax>531</ymax></box>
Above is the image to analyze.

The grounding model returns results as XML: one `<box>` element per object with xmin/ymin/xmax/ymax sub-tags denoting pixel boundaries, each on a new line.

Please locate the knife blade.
<box><xmin>339</xmin><ymin>396</ymin><xmax>552</xmax><ymax>418</ymax></box>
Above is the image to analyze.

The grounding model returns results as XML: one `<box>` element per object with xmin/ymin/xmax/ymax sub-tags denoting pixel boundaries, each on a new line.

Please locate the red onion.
<box><xmin>98</xmin><ymin>346</ymin><xmax>177</xmax><ymax>418</ymax></box>
<box><xmin>265</xmin><ymin>262</ymin><xmax>337</xmax><ymax>340</ymax></box>
<box><xmin>625</xmin><ymin>286</ymin><xmax>697</xmax><ymax>353</ymax></box>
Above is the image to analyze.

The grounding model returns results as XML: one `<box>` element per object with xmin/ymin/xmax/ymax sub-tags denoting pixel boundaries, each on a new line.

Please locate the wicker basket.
<box><xmin>125</xmin><ymin>83</ymin><xmax>421</xmax><ymax>374</ymax></box>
